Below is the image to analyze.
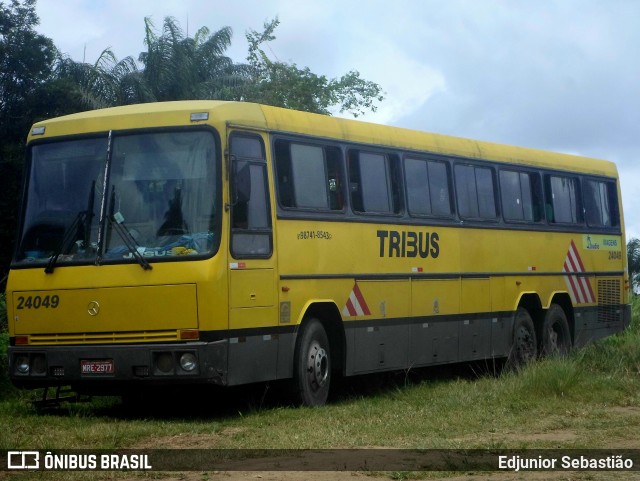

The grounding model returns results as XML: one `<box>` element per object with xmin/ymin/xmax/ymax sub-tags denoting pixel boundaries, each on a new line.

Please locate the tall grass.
<box><xmin>0</xmin><ymin>292</ymin><xmax>7</xmax><ymax>332</ymax></box>
<box><xmin>0</xmin><ymin>292</ymin><xmax>16</xmax><ymax>400</ymax></box>
<box><xmin>0</xmin><ymin>296</ymin><xmax>638</xmax><ymax>453</ymax></box>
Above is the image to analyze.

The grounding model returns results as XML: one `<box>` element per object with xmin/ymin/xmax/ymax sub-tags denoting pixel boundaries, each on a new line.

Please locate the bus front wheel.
<box><xmin>507</xmin><ymin>308</ymin><xmax>538</xmax><ymax>370</ymax></box>
<box><xmin>294</xmin><ymin>318</ymin><xmax>331</xmax><ymax>407</ymax></box>
<box><xmin>541</xmin><ymin>304</ymin><xmax>572</xmax><ymax>357</ymax></box>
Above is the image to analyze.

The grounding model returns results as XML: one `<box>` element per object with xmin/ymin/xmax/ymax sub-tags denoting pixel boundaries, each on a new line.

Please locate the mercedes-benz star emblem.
<box><xmin>87</xmin><ymin>301</ymin><xmax>100</xmax><ymax>316</ymax></box>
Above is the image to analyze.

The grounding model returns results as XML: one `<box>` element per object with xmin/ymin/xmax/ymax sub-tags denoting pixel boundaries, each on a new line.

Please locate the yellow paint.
<box><xmin>13</xmin><ymin>284</ymin><xmax>197</xmax><ymax>334</ymax></box>
<box><xmin>9</xmin><ymin>101</ymin><xmax>628</xmax><ymax>347</ymax></box>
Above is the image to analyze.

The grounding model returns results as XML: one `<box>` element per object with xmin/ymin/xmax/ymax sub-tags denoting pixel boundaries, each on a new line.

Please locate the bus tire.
<box><xmin>541</xmin><ymin>304</ymin><xmax>572</xmax><ymax>357</ymax></box>
<box><xmin>506</xmin><ymin>308</ymin><xmax>537</xmax><ymax>370</ymax></box>
<box><xmin>294</xmin><ymin>318</ymin><xmax>331</xmax><ymax>407</ymax></box>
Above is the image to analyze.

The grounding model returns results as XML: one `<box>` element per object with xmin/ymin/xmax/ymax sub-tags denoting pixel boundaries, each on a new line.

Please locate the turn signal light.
<box><xmin>179</xmin><ymin>329</ymin><xmax>199</xmax><ymax>340</ymax></box>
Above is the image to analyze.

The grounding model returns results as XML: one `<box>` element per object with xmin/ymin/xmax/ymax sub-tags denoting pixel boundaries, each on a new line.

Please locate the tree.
<box><xmin>243</xmin><ymin>18</ymin><xmax>384</xmax><ymax>117</ymax></box>
<box><xmin>0</xmin><ymin>8</ymin><xmax>384</xmax><ymax>285</ymax></box>
<box><xmin>136</xmin><ymin>16</ymin><xmax>384</xmax><ymax>115</ymax></box>
<box><xmin>139</xmin><ymin>16</ymin><xmax>247</xmax><ymax>102</ymax></box>
<box><xmin>0</xmin><ymin>0</ymin><xmax>58</xmax><ymax>287</ymax></box>
<box><xmin>0</xmin><ymin>0</ymin><xmax>56</xmax><ymax>140</ymax></box>
<box><xmin>628</xmin><ymin>238</ymin><xmax>640</xmax><ymax>294</ymax></box>
<box><xmin>54</xmin><ymin>49</ymin><xmax>149</xmax><ymax>109</ymax></box>
<box><xmin>45</xmin><ymin>15</ymin><xmax>384</xmax><ymax>115</ymax></box>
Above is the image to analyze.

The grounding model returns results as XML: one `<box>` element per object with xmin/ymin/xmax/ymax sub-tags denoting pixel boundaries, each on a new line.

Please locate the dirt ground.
<box><xmin>120</xmin><ymin>421</ymin><xmax>640</xmax><ymax>481</ymax></box>
<box><xmin>114</xmin><ymin>470</ymin><xmax>640</xmax><ymax>481</ymax></box>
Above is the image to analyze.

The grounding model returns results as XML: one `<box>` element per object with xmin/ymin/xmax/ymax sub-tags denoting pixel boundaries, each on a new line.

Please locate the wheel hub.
<box><xmin>307</xmin><ymin>342</ymin><xmax>328</xmax><ymax>389</ymax></box>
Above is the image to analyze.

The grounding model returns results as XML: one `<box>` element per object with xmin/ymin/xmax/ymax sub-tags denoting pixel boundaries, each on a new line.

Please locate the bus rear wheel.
<box><xmin>541</xmin><ymin>304</ymin><xmax>572</xmax><ymax>357</ymax></box>
<box><xmin>507</xmin><ymin>308</ymin><xmax>537</xmax><ymax>370</ymax></box>
<box><xmin>294</xmin><ymin>318</ymin><xmax>331</xmax><ymax>407</ymax></box>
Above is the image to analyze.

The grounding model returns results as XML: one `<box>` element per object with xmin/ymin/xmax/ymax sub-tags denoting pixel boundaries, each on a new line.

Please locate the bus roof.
<box><xmin>29</xmin><ymin>100</ymin><xmax>617</xmax><ymax>178</ymax></box>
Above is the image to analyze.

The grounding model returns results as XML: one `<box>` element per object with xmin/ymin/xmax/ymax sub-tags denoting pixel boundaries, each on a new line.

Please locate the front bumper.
<box><xmin>8</xmin><ymin>340</ymin><xmax>228</xmax><ymax>393</ymax></box>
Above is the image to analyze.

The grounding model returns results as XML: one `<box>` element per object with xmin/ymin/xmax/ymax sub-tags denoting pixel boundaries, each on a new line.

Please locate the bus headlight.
<box><xmin>154</xmin><ymin>352</ymin><xmax>174</xmax><ymax>374</ymax></box>
<box><xmin>31</xmin><ymin>354</ymin><xmax>47</xmax><ymax>375</ymax></box>
<box><xmin>179</xmin><ymin>353</ymin><xmax>198</xmax><ymax>372</ymax></box>
<box><xmin>15</xmin><ymin>356</ymin><xmax>30</xmax><ymax>374</ymax></box>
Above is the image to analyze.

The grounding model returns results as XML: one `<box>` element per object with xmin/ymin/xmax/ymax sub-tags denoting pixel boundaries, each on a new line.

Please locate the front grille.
<box><xmin>28</xmin><ymin>330</ymin><xmax>180</xmax><ymax>345</ymax></box>
<box><xmin>597</xmin><ymin>278</ymin><xmax>621</xmax><ymax>324</ymax></box>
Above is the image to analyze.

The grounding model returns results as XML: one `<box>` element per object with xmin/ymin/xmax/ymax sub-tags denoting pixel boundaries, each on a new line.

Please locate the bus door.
<box><xmin>227</xmin><ymin>131</ymin><xmax>278</xmax><ymax>384</ymax></box>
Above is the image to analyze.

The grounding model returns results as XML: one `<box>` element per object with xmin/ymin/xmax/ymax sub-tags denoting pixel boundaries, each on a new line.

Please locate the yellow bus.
<box><xmin>7</xmin><ymin>101</ymin><xmax>632</xmax><ymax>406</ymax></box>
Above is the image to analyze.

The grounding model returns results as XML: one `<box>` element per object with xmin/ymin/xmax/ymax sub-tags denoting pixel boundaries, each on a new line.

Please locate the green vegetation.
<box><xmin>629</xmin><ymin>238</ymin><xmax>640</xmax><ymax>292</ymax></box>
<box><xmin>1</xmin><ymin>297</ymin><xmax>638</xmax><ymax>456</ymax></box>
<box><xmin>0</xmin><ymin>299</ymin><xmax>637</xmax><ymax>481</ymax></box>
<box><xmin>0</xmin><ymin>292</ymin><xmax>11</xmax><ymax>399</ymax></box>
<box><xmin>0</xmin><ymin>0</ymin><xmax>384</xmax><ymax>283</ymax></box>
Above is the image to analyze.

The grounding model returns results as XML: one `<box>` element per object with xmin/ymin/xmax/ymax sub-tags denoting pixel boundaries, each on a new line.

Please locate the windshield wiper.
<box><xmin>44</xmin><ymin>210</ymin><xmax>88</xmax><ymax>274</ymax></box>
<box><xmin>107</xmin><ymin>213</ymin><xmax>152</xmax><ymax>271</ymax></box>
<box><xmin>44</xmin><ymin>182</ymin><xmax>96</xmax><ymax>274</ymax></box>
<box><xmin>105</xmin><ymin>185</ymin><xmax>152</xmax><ymax>271</ymax></box>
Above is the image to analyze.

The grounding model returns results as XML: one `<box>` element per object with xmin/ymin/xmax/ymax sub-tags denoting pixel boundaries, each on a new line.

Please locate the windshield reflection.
<box><xmin>17</xmin><ymin>138</ymin><xmax>105</xmax><ymax>264</ymax></box>
<box><xmin>15</xmin><ymin>130</ymin><xmax>217</xmax><ymax>268</ymax></box>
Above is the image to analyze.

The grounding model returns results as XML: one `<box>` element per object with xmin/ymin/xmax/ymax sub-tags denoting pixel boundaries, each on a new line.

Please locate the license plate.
<box><xmin>80</xmin><ymin>360</ymin><xmax>114</xmax><ymax>375</ymax></box>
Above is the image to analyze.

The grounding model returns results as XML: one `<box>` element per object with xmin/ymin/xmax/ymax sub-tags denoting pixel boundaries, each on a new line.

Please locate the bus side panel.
<box><xmin>460</xmin><ymin>278</ymin><xmax>492</xmax><ymax>360</ymax></box>
<box><xmin>226</xmin><ymin>333</ymin><xmax>278</xmax><ymax>386</ymax></box>
<box><xmin>409</xmin><ymin>278</ymin><xmax>460</xmax><ymax>366</ymax></box>
<box><xmin>490</xmin><ymin>277</ymin><xmax>512</xmax><ymax>358</ymax></box>
<box><xmin>351</xmin><ymin>280</ymin><xmax>410</xmax><ymax>374</ymax></box>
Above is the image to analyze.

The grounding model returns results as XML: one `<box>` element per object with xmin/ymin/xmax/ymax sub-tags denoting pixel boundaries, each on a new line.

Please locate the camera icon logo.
<box><xmin>7</xmin><ymin>451</ymin><xmax>40</xmax><ymax>470</ymax></box>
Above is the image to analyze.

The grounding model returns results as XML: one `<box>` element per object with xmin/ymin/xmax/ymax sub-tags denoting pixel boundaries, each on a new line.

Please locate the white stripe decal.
<box><xmin>562</xmin><ymin>240</ymin><xmax>595</xmax><ymax>304</ymax></box>
<box><xmin>342</xmin><ymin>282</ymin><xmax>371</xmax><ymax>317</ymax></box>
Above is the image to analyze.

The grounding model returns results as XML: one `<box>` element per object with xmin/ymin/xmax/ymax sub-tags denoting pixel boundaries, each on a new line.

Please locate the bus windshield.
<box><xmin>14</xmin><ymin>129</ymin><xmax>218</xmax><ymax>268</ymax></box>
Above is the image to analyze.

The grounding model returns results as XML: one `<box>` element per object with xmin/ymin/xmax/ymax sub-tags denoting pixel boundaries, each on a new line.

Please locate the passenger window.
<box><xmin>230</xmin><ymin>134</ymin><xmax>272</xmax><ymax>258</ymax></box>
<box><xmin>275</xmin><ymin>140</ymin><xmax>344</xmax><ymax>211</ymax></box>
<box><xmin>349</xmin><ymin>151</ymin><xmax>401</xmax><ymax>215</ymax></box>
<box><xmin>584</xmin><ymin>179</ymin><xmax>618</xmax><ymax>227</ymax></box>
<box><xmin>455</xmin><ymin>164</ymin><xmax>497</xmax><ymax>220</ymax></box>
<box><xmin>499</xmin><ymin>170</ymin><xmax>543</xmax><ymax>222</ymax></box>
<box><xmin>545</xmin><ymin>175</ymin><xmax>581</xmax><ymax>224</ymax></box>
<box><xmin>404</xmin><ymin>157</ymin><xmax>451</xmax><ymax>216</ymax></box>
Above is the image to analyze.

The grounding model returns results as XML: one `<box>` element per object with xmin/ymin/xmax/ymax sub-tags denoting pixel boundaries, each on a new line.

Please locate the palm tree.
<box><xmin>54</xmin><ymin>48</ymin><xmax>150</xmax><ymax>109</ymax></box>
<box><xmin>139</xmin><ymin>17</ymin><xmax>247</xmax><ymax>102</ymax></box>
<box><xmin>47</xmin><ymin>16</ymin><xmax>382</xmax><ymax>117</ymax></box>
<box><xmin>628</xmin><ymin>238</ymin><xmax>640</xmax><ymax>294</ymax></box>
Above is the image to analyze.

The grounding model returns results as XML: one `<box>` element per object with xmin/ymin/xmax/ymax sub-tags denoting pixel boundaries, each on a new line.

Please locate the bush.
<box><xmin>0</xmin><ymin>293</ymin><xmax>16</xmax><ymax>399</ymax></box>
<box><xmin>632</xmin><ymin>294</ymin><xmax>640</xmax><ymax>324</ymax></box>
<box><xmin>0</xmin><ymin>292</ymin><xmax>7</xmax><ymax>333</ymax></box>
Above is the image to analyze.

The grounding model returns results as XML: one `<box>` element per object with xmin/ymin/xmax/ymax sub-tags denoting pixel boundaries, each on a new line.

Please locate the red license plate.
<box><xmin>80</xmin><ymin>360</ymin><xmax>114</xmax><ymax>375</ymax></box>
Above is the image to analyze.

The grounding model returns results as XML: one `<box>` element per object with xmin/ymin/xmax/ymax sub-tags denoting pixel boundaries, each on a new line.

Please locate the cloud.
<box><xmin>33</xmin><ymin>0</ymin><xmax>640</xmax><ymax>238</ymax></box>
<box><xmin>619</xmin><ymin>163</ymin><xmax>640</xmax><ymax>241</ymax></box>
<box><xmin>343</xmin><ymin>40</ymin><xmax>446</xmax><ymax>125</ymax></box>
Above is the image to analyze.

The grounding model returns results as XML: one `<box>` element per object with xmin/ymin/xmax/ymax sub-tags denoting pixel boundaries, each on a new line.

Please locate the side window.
<box><xmin>454</xmin><ymin>164</ymin><xmax>497</xmax><ymax>220</ymax></box>
<box><xmin>404</xmin><ymin>157</ymin><xmax>451</xmax><ymax>217</ymax></box>
<box><xmin>349</xmin><ymin>150</ymin><xmax>401</xmax><ymax>215</ymax></box>
<box><xmin>230</xmin><ymin>134</ymin><xmax>272</xmax><ymax>258</ymax></box>
<box><xmin>274</xmin><ymin>140</ymin><xmax>344</xmax><ymax>211</ymax></box>
<box><xmin>583</xmin><ymin>179</ymin><xmax>619</xmax><ymax>227</ymax></box>
<box><xmin>545</xmin><ymin>174</ymin><xmax>581</xmax><ymax>224</ymax></box>
<box><xmin>499</xmin><ymin>170</ymin><xmax>543</xmax><ymax>222</ymax></box>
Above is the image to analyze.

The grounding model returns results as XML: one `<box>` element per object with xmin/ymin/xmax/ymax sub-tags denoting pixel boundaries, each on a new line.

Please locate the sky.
<box><xmin>34</xmin><ymin>0</ymin><xmax>640</xmax><ymax>240</ymax></box>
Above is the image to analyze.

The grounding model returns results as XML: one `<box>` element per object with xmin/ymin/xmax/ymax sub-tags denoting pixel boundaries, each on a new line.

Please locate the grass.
<box><xmin>0</xmin><ymin>297</ymin><xmax>639</xmax><ymax>478</ymax></box>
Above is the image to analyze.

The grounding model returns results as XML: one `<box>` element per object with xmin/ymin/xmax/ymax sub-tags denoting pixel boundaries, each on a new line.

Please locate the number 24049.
<box><xmin>608</xmin><ymin>251</ymin><xmax>622</xmax><ymax>260</ymax></box>
<box><xmin>16</xmin><ymin>295</ymin><xmax>60</xmax><ymax>310</ymax></box>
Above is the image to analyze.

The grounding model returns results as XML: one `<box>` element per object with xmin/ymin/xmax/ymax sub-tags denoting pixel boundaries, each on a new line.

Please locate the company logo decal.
<box><xmin>342</xmin><ymin>282</ymin><xmax>371</xmax><ymax>317</ymax></box>
<box><xmin>87</xmin><ymin>301</ymin><xmax>100</xmax><ymax>316</ymax></box>
<box><xmin>563</xmin><ymin>240</ymin><xmax>595</xmax><ymax>304</ymax></box>
<box><xmin>583</xmin><ymin>234</ymin><xmax>620</xmax><ymax>251</ymax></box>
